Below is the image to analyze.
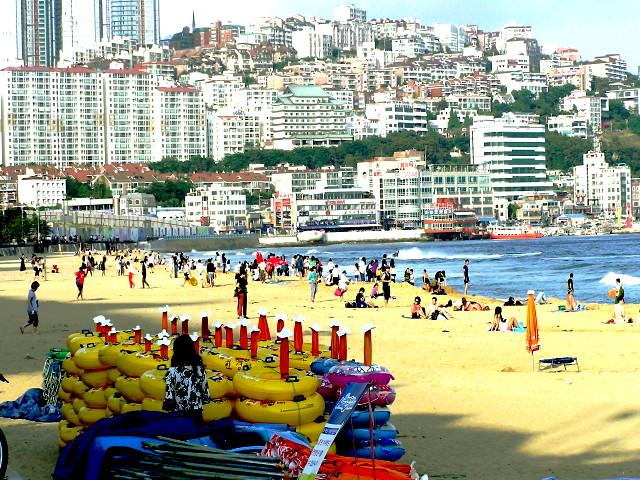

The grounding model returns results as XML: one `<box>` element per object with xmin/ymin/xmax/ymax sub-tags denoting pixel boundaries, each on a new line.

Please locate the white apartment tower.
<box><xmin>573</xmin><ymin>151</ymin><xmax>631</xmax><ymax>219</ymax></box>
<box><xmin>102</xmin><ymin>69</ymin><xmax>153</xmax><ymax>163</ymax></box>
<box><xmin>0</xmin><ymin>66</ymin><xmax>105</xmax><ymax>167</ymax></box>
<box><xmin>154</xmin><ymin>87</ymin><xmax>205</xmax><ymax>161</ymax></box>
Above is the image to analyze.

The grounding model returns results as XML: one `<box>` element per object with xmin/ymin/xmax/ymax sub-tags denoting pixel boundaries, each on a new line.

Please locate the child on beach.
<box><xmin>308</xmin><ymin>267</ymin><xmax>319</xmax><ymax>303</ymax></box>
<box><xmin>127</xmin><ymin>262</ymin><xmax>137</xmax><ymax>289</ymax></box>
<box><xmin>20</xmin><ymin>281</ymin><xmax>40</xmax><ymax>334</ymax></box>
<box><xmin>74</xmin><ymin>266</ymin><xmax>86</xmax><ymax>300</ymax></box>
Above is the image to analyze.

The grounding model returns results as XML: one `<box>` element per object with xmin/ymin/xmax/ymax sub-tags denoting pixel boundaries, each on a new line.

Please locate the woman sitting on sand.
<box><xmin>455</xmin><ymin>297</ymin><xmax>490</xmax><ymax>311</ymax></box>
<box><xmin>370</xmin><ymin>282</ymin><xmax>383</xmax><ymax>298</ymax></box>
<box><xmin>411</xmin><ymin>296</ymin><xmax>427</xmax><ymax>319</ymax></box>
<box><xmin>163</xmin><ymin>334</ymin><xmax>210</xmax><ymax>418</ymax></box>
<box><xmin>488</xmin><ymin>306</ymin><xmax>519</xmax><ymax>332</ymax></box>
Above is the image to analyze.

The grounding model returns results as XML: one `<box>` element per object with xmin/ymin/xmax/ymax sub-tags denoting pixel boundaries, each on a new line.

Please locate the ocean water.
<box><xmin>197</xmin><ymin>234</ymin><xmax>640</xmax><ymax>303</ymax></box>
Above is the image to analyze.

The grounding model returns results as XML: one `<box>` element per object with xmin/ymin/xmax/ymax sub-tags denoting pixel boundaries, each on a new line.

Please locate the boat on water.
<box><xmin>423</xmin><ymin>203</ymin><xmax>478</xmax><ymax>240</ymax></box>
<box><xmin>488</xmin><ymin>225</ymin><xmax>543</xmax><ymax>240</ymax></box>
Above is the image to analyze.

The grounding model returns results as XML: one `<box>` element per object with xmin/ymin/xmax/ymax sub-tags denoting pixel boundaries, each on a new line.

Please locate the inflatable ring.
<box><xmin>103</xmin><ymin>387</ymin><xmax>117</xmax><ymax>402</ymax></box>
<box><xmin>72</xmin><ymin>398</ymin><xmax>86</xmax><ymax>414</ymax></box>
<box><xmin>296</xmin><ymin>420</ymin><xmax>337</xmax><ymax>454</ymax></box>
<box><xmin>121</xmin><ymin>402</ymin><xmax>143</xmax><ymax>414</ymax></box>
<box><xmin>234</xmin><ymin>393</ymin><xmax>325</xmax><ymax>426</ymax></box>
<box><xmin>338</xmin><ymin>438</ymin><xmax>405</xmax><ymax>462</ymax></box>
<box><xmin>61</xmin><ymin>402</ymin><xmax>80</xmax><ymax>425</ymax></box>
<box><xmin>190</xmin><ymin>277</ymin><xmax>198</xmax><ymax>286</ymax></box>
<box><xmin>202</xmin><ymin>398</ymin><xmax>233</xmax><ymax>422</ymax></box>
<box><xmin>317</xmin><ymin>377</ymin><xmax>338</xmax><ymax>399</ymax></box>
<box><xmin>99</xmin><ymin>343</ymin><xmax>142</xmax><ymax>367</ymax></box>
<box><xmin>72</xmin><ymin>380</ymin><xmax>89</xmax><ymax>397</ymax></box>
<box><xmin>336</xmin><ymin>384</ymin><xmax>396</xmax><ymax>407</ymax></box>
<box><xmin>107</xmin><ymin>393</ymin><xmax>125</xmax><ymax>414</ymax></box>
<box><xmin>115</xmin><ymin>376</ymin><xmax>146</xmax><ymax>403</ymax></box>
<box><xmin>58</xmin><ymin>387</ymin><xmax>72</xmax><ymax>403</ymax></box>
<box><xmin>58</xmin><ymin>438</ymin><xmax>68</xmax><ymax>449</ymax></box>
<box><xmin>67</xmin><ymin>331</ymin><xmax>104</xmax><ymax>354</ymax></box>
<box><xmin>81</xmin><ymin>369</ymin><xmax>112</xmax><ymax>389</ymax></box>
<box><xmin>233</xmin><ymin>366</ymin><xmax>319</xmax><ymax>401</ymax></box>
<box><xmin>62</xmin><ymin>356</ymin><xmax>83</xmax><ymax>376</ymax></box>
<box><xmin>83</xmin><ymin>388</ymin><xmax>108</xmax><ymax>409</ymax></box>
<box><xmin>58</xmin><ymin>421</ymin><xmax>83</xmax><ymax>443</ymax></box>
<box><xmin>74</xmin><ymin>344</ymin><xmax>104</xmax><ymax>370</ymax></box>
<box><xmin>350</xmin><ymin>406</ymin><xmax>391</xmax><ymax>427</ymax></box>
<box><xmin>202</xmin><ymin>350</ymin><xmax>276</xmax><ymax>378</ymax></box>
<box><xmin>117</xmin><ymin>352</ymin><xmax>170</xmax><ymax>378</ymax></box>
<box><xmin>107</xmin><ymin>368</ymin><xmax>121</xmax><ymax>384</ymax></box>
<box><xmin>60</xmin><ymin>375</ymin><xmax>78</xmax><ymax>394</ymax></box>
<box><xmin>310</xmin><ymin>358</ymin><xmax>361</xmax><ymax>376</ymax></box>
<box><xmin>340</xmin><ymin>423</ymin><xmax>398</xmax><ymax>443</ymax></box>
<box><xmin>325</xmin><ymin>364</ymin><xmax>394</xmax><ymax>388</ymax></box>
<box><xmin>139</xmin><ymin>367</ymin><xmax>231</xmax><ymax>401</ymax></box>
<box><xmin>78</xmin><ymin>406</ymin><xmax>109</xmax><ymax>426</ymax></box>
<box><xmin>141</xmin><ymin>397</ymin><xmax>165</xmax><ymax>412</ymax></box>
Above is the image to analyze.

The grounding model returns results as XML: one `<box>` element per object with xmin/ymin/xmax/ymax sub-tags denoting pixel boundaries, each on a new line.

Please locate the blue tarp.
<box><xmin>0</xmin><ymin>388</ymin><xmax>61</xmax><ymax>422</ymax></box>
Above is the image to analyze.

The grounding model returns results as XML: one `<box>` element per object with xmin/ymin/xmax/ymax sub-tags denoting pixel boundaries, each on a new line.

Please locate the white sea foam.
<box><xmin>395</xmin><ymin>247</ymin><xmax>543</xmax><ymax>261</ymax></box>
<box><xmin>599</xmin><ymin>272</ymin><xmax>640</xmax><ymax>287</ymax></box>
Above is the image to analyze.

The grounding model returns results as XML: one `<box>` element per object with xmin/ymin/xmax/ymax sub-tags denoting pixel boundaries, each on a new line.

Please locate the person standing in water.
<box><xmin>20</xmin><ymin>281</ymin><xmax>40</xmax><ymax>334</ymax></box>
<box><xmin>463</xmin><ymin>259</ymin><xmax>470</xmax><ymax>296</ymax></box>
<box><xmin>566</xmin><ymin>273</ymin><xmax>576</xmax><ymax>311</ymax></box>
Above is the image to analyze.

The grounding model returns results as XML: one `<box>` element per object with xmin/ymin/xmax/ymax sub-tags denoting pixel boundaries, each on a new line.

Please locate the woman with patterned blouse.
<box><xmin>163</xmin><ymin>335</ymin><xmax>210</xmax><ymax>417</ymax></box>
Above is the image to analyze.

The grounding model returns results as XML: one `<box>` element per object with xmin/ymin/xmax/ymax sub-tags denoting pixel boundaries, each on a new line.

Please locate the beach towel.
<box><xmin>0</xmin><ymin>388</ymin><xmax>61</xmax><ymax>422</ymax></box>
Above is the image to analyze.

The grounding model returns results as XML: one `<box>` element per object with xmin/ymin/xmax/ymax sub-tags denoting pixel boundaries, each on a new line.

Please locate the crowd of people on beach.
<box><xmin>15</xmin><ymin>245</ymin><xmax>634</xmax><ymax>336</ymax></box>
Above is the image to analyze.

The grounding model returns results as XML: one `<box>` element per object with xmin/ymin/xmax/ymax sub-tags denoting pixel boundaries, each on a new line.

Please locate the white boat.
<box><xmin>488</xmin><ymin>224</ymin><xmax>543</xmax><ymax>240</ymax></box>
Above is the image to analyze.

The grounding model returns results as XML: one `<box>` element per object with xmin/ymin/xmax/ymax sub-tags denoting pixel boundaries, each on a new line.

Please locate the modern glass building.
<box><xmin>95</xmin><ymin>0</ymin><xmax>160</xmax><ymax>45</ymax></box>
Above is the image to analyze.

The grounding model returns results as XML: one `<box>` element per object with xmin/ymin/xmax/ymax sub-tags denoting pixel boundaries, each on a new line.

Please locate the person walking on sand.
<box><xmin>308</xmin><ymin>266</ymin><xmax>319</xmax><ymax>302</ymax></box>
<box><xmin>463</xmin><ymin>259</ymin><xmax>470</xmax><ymax>296</ymax></box>
<box><xmin>74</xmin><ymin>266</ymin><xmax>86</xmax><ymax>300</ymax></box>
<box><xmin>566</xmin><ymin>273</ymin><xmax>576</xmax><ymax>311</ymax></box>
<box><xmin>20</xmin><ymin>281</ymin><xmax>40</xmax><ymax>334</ymax></box>
<box><xmin>100</xmin><ymin>255</ymin><xmax>107</xmax><ymax>277</ymax></box>
<box><xmin>127</xmin><ymin>262</ymin><xmax>137</xmax><ymax>289</ymax></box>
<box><xmin>19</xmin><ymin>254</ymin><xmax>26</xmax><ymax>274</ymax></box>
<box><xmin>141</xmin><ymin>256</ymin><xmax>150</xmax><ymax>289</ymax></box>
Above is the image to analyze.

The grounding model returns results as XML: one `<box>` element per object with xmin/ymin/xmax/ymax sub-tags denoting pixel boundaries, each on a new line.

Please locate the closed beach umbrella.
<box><xmin>526</xmin><ymin>290</ymin><xmax>540</xmax><ymax>368</ymax></box>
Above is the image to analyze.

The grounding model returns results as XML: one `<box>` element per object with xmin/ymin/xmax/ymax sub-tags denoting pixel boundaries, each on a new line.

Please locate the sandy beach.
<box><xmin>1</xmin><ymin>252</ymin><xmax>639</xmax><ymax>480</ymax></box>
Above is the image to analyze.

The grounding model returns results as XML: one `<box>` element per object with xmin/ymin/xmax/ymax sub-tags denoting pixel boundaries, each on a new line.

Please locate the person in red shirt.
<box><xmin>75</xmin><ymin>266</ymin><xmax>86</xmax><ymax>300</ymax></box>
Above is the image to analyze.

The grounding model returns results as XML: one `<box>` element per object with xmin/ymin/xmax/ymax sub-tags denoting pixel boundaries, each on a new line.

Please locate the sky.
<box><xmin>160</xmin><ymin>0</ymin><xmax>640</xmax><ymax>72</ymax></box>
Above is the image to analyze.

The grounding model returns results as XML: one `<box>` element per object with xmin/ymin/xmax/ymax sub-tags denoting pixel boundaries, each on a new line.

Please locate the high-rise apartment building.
<box><xmin>95</xmin><ymin>0</ymin><xmax>160</xmax><ymax>45</ymax></box>
<box><xmin>470</xmin><ymin>113</ymin><xmax>553</xmax><ymax>217</ymax></box>
<box><xmin>18</xmin><ymin>0</ymin><xmax>63</xmax><ymax>67</ymax></box>
<box><xmin>0</xmin><ymin>66</ymin><xmax>205</xmax><ymax>166</ymax></box>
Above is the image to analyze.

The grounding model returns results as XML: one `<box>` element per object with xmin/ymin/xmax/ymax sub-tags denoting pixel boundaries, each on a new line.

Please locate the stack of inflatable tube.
<box><xmin>310</xmin><ymin>357</ymin><xmax>404</xmax><ymax>461</ymax></box>
<box><xmin>232</xmin><ymin>365</ymin><xmax>325</xmax><ymax>434</ymax></box>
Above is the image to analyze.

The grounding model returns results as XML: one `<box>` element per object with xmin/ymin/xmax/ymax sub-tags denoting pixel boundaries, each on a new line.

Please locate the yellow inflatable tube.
<box><xmin>233</xmin><ymin>367</ymin><xmax>320</xmax><ymax>401</ymax></box>
<box><xmin>107</xmin><ymin>393</ymin><xmax>125</xmax><ymax>414</ymax></box>
<box><xmin>83</xmin><ymin>388</ymin><xmax>108</xmax><ymax>409</ymax></box>
<box><xmin>60</xmin><ymin>375</ymin><xmax>78</xmax><ymax>394</ymax></box>
<box><xmin>117</xmin><ymin>352</ymin><xmax>169</xmax><ymax>378</ymax></box>
<box><xmin>121</xmin><ymin>402</ymin><xmax>143</xmax><ymax>414</ymax></box>
<box><xmin>202</xmin><ymin>398</ymin><xmax>233</xmax><ymax>422</ymax></box>
<box><xmin>81</xmin><ymin>369</ymin><xmax>113</xmax><ymax>389</ymax></box>
<box><xmin>74</xmin><ymin>344</ymin><xmax>104</xmax><ymax>370</ymax></box>
<box><xmin>99</xmin><ymin>343</ymin><xmax>143</xmax><ymax>367</ymax></box>
<box><xmin>62</xmin><ymin>356</ymin><xmax>83</xmax><ymax>376</ymax></box>
<box><xmin>234</xmin><ymin>393</ymin><xmax>324</xmax><ymax>426</ymax></box>
<box><xmin>58</xmin><ymin>387</ymin><xmax>72</xmax><ymax>403</ymax></box>
<box><xmin>115</xmin><ymin>376</ymin><xmax>146</xmax><ymax>403</ymax></box>
<box><xmin>58</xmin><ymin>421</ymin><xmax>83</xmax><ymax>443</ymax></box>
<box><xmin>141</xmin><ymin>397</ymin><xmax>165</xmax><ymax>412</ymax></box>
<box><xmin>72</xmin><ymin>381</ymin><xmax>89</xmax><ymax>397</ymax></box>
<box><xmin>61</xmin><ymin>403</ymin><xmax>80</xmax><ymax>426</ymax></box>
<box><xmin>78</xmin><ymin>406</ymin><xmax>110</xmax><ymax>426</ymax></box>
<box><xmin>202</xmin><ymin>350</ymin><xmax>276</xmax><ymax>378</ymax></box>
<box><xmin>67</xmin><ymin>332</ymin><xmax>104</xmax><ymax>354</ymax></box>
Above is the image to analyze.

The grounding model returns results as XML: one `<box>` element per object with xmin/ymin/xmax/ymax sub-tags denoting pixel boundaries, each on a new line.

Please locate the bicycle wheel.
<box><xmin>0</xmin><ymin>427</ymin><xmax>8</xmax><ymax>479</ymax></box>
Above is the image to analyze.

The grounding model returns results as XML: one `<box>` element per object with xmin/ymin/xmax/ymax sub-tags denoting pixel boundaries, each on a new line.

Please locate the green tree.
<box><xmin>447</xmin><ymin>111</ymin><xmax>462</xmax><ymax>132</ymax></box>
<box><xmin>545</xmin><ymin>131</ymin><xmax>593</xmax><ymax>171</ymax></box>
<box><xmin>140</xmin><ymin>180</ymin><xmax>194</xmax><ymax>207</ymax></box>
